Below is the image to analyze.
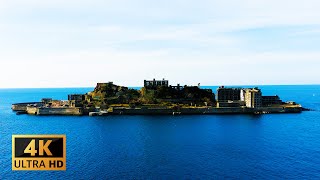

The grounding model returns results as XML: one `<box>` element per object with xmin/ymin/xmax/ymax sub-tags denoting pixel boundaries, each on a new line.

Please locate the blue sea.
<box><xmin>1</xmin><ymin>85</ymin><xmax>320</xmax><ymax>179</ymax></box>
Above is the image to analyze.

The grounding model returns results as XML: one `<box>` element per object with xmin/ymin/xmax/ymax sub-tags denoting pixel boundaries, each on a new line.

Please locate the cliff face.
<box><xmin>93</xmin><ymin>82</ymin><xmax>129</xmax><ymax>96</ymax></box>
<box><xmin>88</xmin><ymin>83</ymin><xmax>140</xmax><ymax>106</ymax></box>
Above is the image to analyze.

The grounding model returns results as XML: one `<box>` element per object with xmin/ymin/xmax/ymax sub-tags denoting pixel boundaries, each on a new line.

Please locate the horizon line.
<box><xmin>0</xmin><ymin>83</ymin><xmax>319</xmax><ymax>89</ymax></box>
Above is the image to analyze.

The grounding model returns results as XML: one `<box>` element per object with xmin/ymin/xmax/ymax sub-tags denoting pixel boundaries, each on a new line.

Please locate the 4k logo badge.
<box><xmin>12</xmin><ymin>135</ymin><xmax>66</xmax><ymax>171</ymax></box>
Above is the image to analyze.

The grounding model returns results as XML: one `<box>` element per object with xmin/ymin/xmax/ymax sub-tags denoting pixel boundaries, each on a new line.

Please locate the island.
<box><xmin>12</xmin><ymin>79</ymin><xmax>305</xmax><ymax>116</ymax></box>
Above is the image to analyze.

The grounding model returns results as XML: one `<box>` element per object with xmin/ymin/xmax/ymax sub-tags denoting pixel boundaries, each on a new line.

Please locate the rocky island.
<box><xmin>12</xmin><ymin>79</ymin><xmax>304</xmax><ymax>116</ymax></box>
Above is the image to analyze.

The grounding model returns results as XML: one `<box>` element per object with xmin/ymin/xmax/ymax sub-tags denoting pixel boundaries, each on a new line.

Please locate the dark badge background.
<box><xmin>14</xmin><ymin>138</ymin><xmax>64</xmax><ymax>158</ymax></box>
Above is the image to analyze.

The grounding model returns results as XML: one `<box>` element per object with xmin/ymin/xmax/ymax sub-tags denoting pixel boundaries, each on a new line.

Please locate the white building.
<box><xmin>244</xmin><ymin>88</ymin><xmax>262</xmax><ymax>108</ymax></box>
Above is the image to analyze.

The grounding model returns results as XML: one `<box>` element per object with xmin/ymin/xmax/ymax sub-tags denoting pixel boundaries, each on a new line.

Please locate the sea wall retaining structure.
<box><xmin>26</xmin><ymin>107</ymin><xmax>83</xmax><ymax>115</ymax></box>
<box><xmin>16</xmin><ymin>105</ymin><xmax>302</xmax><ymax>116</ymax></box>
<box><xmin>12</xmin><ymin>102</ymin><xmax>43</xmax><ymax>111</ymax></box>
<box><xmin>108</xmin><ymin>106</ymin><xmax>302</xmax><ymax>115</ymax></box>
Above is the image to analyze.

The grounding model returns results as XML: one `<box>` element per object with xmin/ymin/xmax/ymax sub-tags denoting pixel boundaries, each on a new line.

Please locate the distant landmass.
<box><xmin>12</xmin><ymin>79</ymin><xmax>306</xmax><ymax>116</ymax></box>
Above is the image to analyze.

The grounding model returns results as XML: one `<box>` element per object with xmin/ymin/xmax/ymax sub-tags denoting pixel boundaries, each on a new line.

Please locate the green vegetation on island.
<box><xmin>84</xmin><ymin>81</ymin><xmax>215</xmax><ymax>109</ymax></box>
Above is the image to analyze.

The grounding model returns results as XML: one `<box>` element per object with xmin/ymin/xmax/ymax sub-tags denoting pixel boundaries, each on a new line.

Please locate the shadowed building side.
<box><xmin>144</xmin><ymin>78</ymin><xmax>169</xmax><ymax>89</ymax></box>
<box><xmin>217</xmin><ymin>86</ymin><xmax>241</xmax><ymax>102</ymax></box>
<box><xmin>262</xmin><ymin>95</ymin><xmax>283</xmax><ymax>106</ymax></box>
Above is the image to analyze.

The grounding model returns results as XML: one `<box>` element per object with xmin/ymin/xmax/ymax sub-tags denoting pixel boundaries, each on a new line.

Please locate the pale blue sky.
<box><xmin>0</xmin><ymin>0</ymin><xmax>319</xmax><ymax>88</ymax></box>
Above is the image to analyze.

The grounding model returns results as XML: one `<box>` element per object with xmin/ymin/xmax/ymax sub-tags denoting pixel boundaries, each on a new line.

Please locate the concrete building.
<box><xmin>68</xmin><ymin>94</ymin><xmax>85</xmax><ymax>101</ymax></box>
<box><xmin>144</xmin><ymin>78</ymin><xmax>169</xmax><ymax>89</ymax></box>
<box><xmin>262</xmin><ymin>96</ymin><xmax>283</xmax><ymax>106</ymax></box>
<box><xmin>217</xmin><ymin>86</ymin><xmax>241</xmax><ymax>102</ymax></box>
<box><xmin>68</xmin><ymin>94</ymin><xmax>85</xmax><ymax>107</ymax></box>
<box><xmin>41</xmin><ymin>98</ymin><xmax>52</xmax><ymax>104</ymax></box>
<box><xmin>245</xmin><ymin>88</ymin><xmax>262</xmax><ymax>108</ymax></box>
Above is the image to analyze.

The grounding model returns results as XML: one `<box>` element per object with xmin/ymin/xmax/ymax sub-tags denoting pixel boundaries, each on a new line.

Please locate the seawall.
<box><xmin>26</xmin><ymin>107</ymin><xmax>83</xmax><ymax>115</ymax></box>
<box><xmin>107</xmin><ymin>106</ymin><xmax>302</xmax><ymax>115</ymax></box>
<box><xmin>20</xmin><ymin>106</ymin><xmax>303</xmax><ymax>116</ymax></box>
<box><xmin>12</xmin><ymin>102</ymin><xmax>43</xmax><ymax>111</ymax></box>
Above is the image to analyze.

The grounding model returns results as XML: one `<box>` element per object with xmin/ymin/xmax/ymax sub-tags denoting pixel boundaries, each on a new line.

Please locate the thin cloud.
<box><xmin>0</xmin><ymin>0</ymin><xmax>320</xmax><ymax>87</ymax></box>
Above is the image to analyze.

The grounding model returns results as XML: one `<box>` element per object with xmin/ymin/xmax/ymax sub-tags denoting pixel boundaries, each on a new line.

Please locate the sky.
<box><xmin>0</xmin><ymin>0</ymin><xmax>320</xmax><ymax>88</ymax></box>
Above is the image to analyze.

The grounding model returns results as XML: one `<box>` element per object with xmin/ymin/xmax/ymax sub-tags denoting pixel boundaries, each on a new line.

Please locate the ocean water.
<box><xmin>0</xmin><ymin>85</ymin><xmax>320</xmax><ymax>179</ymax></box>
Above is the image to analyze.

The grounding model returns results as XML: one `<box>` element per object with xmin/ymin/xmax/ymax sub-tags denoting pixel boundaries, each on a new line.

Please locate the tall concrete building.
<box><xmin>217</xmin><ymin>86</ymin><xmax>241</xmax><ymax>102</ymax></box>
<box><xmin>245</xmin><ymin>88</ymin><xmax>262</xmax><ymax>108</ymax></box>
<box><xmin>68</xmin><ymin>94</ymin><xmax>85</xmax><ymax>107</ymax></box>
<box><xmin>262</xmin><ymin>96</ymin><xmax>282</xmax><ymax>106</ymax></box>
<box><xmin>144</xmin><ymin>78</ymin><xmax>169</xmax><ymax>89</ymax></box>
